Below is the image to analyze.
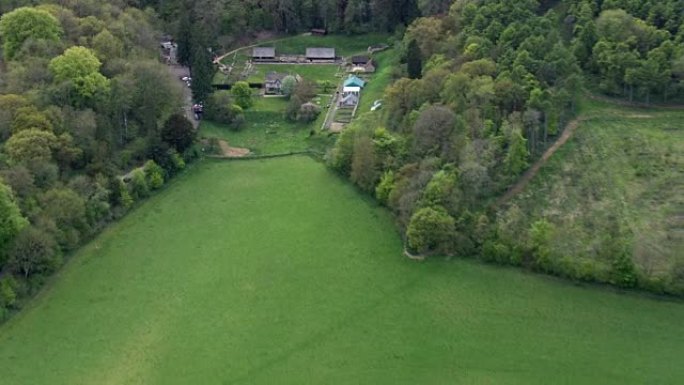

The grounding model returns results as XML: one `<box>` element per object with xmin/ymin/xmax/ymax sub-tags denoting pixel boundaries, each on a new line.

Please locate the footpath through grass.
<box><xmin>0</xmin><ymin>156</ymin><xmax>683</xmax><ymax>384</ymax></box>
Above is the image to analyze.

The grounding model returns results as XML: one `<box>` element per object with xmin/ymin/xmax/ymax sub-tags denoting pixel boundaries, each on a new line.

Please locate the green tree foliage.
<box><xmin>205</xmin><ymin>91</ymin><xmax>244</xmax><ymax>129</ymax></box>
<box><xmin>0</xmin><ymin>181</ymin><xmax>28</xmax><ymax>263</ymax></box>
<box><xmin>281</xmin><ymin>75</ymin><xmax>297</xmax><ymax>97</ymax></box>
<box><xmin>231</xmin><ymin>81</ymin><xmax>253</xmax><ymax>109</ymax></box>
<box><xmin>406</xmin><ymin>206</ymin><xmax>454</xmax><ymax>255</ymax></box>
<box><xmin>406</xmin><ymin>39</ymin><xmax>422</xmax><ymax>79</ymax></box>
<box><xmin>144</xmin><ymin>160</ymin><xmax>165</xmax><ymax>190</ymax></box>
<box><xmin>189</xmin><ymin>28</ymin><xmax>214</xmax><ymax>103</ymax></box>
<box><xmin>297</xmin><ymin>102</ymin><xmax>321</xmax><ymax>122</ymax></box>
<box><xmin>130</xmin><ymin>169</ymin><xmax>149</xmax><ymax>199</ymax></box>
<box><xmin>5</xmin><ymin>129</ymin><xmax>58</xmax><ymax>164</ymax></box>
<box><xmin>40</xmin><ymin>188</ymin><xmax>87</xmax><ymax>249</ymax></box>
<box><xmin>49</xmin><ymin>46</ymin><xmax>110</xmax><ymax>106</ymax></box>
<box><xmin>161</xmin><ymin>114</ymin><xmax>196</xmax><ymax>153</ymax></box>
<box><xmin>504</xmin><ymin>130</ymin><xmax>529</xmax><ymax>178</ymax></box>
<box><xmin>375</xmin><ymin>170</ymin><xmax>395</xmax><ymax>205</ymax></box>
<box><xmin>0</xmin><ymin>7</ymin><xmax>62</xmax><ymax>60</ymax></box>
<box><xmin>8</xmin><ymin>226</ymin><xmax>58</xmax><ymax>278</ymax></box>
<box><xmin>350</xmin><ymin>134</ymin><xmax>377</xmax><ymax>192</ymax></box>
<box><xmin>0</xmin><ymin>0</ymin><xmax>188</xmax><ymax>316</ymax></box>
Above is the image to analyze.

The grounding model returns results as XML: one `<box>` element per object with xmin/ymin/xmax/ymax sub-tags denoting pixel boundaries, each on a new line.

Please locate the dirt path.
<box><xmin>495</xmin><ymin>117</ymin><xmax>584</xmax><ymax>207</ymax></box>
<box><xmin>493</xmin><ymin>93</ymin><xmax>684</xmax><ymax>208</ymax></box>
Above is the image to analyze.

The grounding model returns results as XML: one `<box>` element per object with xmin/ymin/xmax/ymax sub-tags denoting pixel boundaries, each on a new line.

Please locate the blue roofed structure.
<box><xmin>343</xmin><ymin>75</ymin><xmax>365</xmax><ymax>88</ymax></box>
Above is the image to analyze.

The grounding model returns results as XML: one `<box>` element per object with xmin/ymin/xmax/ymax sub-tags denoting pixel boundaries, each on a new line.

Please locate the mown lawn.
<box><xmin>245</xmin><ymin>63</ymin><xmax>341</xmax><ymax>85</ymax></box>
<box><xmin>0</xmin><ymin>156</ymin><xmax>683</xmax><ymax>385</ymax></box>
<box><xmin>200</xmin><ymin>96</ymin><xmax>331</xmax><ymax>154</ymax></box>
<box><xmin>357</xmin><ymin>48</ymin><xmax>396</xmax><ymax>113</ymax></box>
<box><xmin>267</xmin><ymin>33</ymin><xmax>390</xmax><ymax>56</ymax></box>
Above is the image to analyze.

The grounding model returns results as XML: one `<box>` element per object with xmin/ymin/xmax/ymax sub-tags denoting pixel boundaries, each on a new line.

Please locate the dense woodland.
<box><xmin>0</xmin><ymin>0</ymin><xmax>683</xmax><ymax>319</ymax></box>
<box><xmin>0</xmin><ymin>0</ymin><xmax>197</xmax><ymax>319</ymax></box>
<box><xmin>329</xmin><ymin>0</ymin><xmax>684</xmax><ymax>295</ymax></box>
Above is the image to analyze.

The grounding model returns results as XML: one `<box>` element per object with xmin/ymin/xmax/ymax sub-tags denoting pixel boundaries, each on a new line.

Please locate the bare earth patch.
<box><xmin>329</xmin><ymin>122</ymin><xmax>346</xmax><ymax>133</ymax></box>
<box><xmin>218</xmin><ymin>140</ymin><xmax>251</xmax><ymax>158</ymax></box>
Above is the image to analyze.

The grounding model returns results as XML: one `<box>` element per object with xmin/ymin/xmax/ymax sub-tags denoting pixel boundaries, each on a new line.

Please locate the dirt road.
<box><xmin>168</xmin><ymin>65</ymin><xmax>198</xmax><ymax>129</ymax></box>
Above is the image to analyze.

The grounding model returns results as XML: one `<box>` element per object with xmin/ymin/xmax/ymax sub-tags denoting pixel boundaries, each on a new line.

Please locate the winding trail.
<box><xmin>495</xmin><ymin>117</ymin><xmax>585</xmax><ymax>207</ymax></box>
<box><xmin>495</xmin><ymin>94</ymin><xmax>684</xmax><ymax>208</ymax></box>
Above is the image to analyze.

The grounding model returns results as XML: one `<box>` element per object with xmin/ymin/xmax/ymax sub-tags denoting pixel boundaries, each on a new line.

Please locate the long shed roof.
<box><xmin>306</xmin><ymin>47</ymin><xmax>335</xmax><ymax>59</ymax></box>
<box><xmin>252</xmin><ymin>47</ymin><xmax>276</xmax><ymax>57</ymax></box>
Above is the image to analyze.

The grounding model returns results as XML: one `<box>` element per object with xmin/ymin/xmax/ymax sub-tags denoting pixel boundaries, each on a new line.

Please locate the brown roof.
<box><xmin>351</xmin><ymin>55</ymin><xmax>370</xmax><ymax>65</ymax></box>
<box><xmin>306</xmin><ymin>47</ymin><xmax>335</xmax><ymax>59</ymax></box>
<box><xmin>252</xmin><ymin>47</ymin><xmax>276</xmax><ymax>58</ymax></box>
<box><xmin>265</xmin><ymin>72</ymin><xmax>286</xmax><ymax>82</ymax></box>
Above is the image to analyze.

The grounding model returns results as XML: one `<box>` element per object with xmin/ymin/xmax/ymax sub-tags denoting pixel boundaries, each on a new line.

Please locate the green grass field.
<box><xmin>502</xmin><ymin>97</ymin><xmax>684</xmax><ymax>288</ymax></box>
<box><xmin>0</xmin><ymin>156</ymin><xmax>683</xmax><ymax>384</ymax></box>
<box><xmin>245</xmin><ymin>63</ymin><xmax>341</xmax><ymax>85</ymax></box>
<box><xmin>357</xmin><ymin>48</ymin><xmax>396</xmax><ymax>113</ymax></box>
<box><xmin>200</xmin><ymin>96</ymin><xmax>331</xmax><ymax>154</ymax></box>
<box><xmin>262</xmin><ymin>33</ymin><xmax>390</xmax><ymax>57</ymax></box>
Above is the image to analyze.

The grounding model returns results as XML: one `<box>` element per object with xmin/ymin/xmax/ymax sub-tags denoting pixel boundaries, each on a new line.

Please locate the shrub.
<box><xmin>298</xmin><ymin>102</ymin><xmax>321</xmax><ymax>122</ymax></box>
<box><xmin>375</xmin><ymin>170</ymin><xmax>395</xmax><ymax>205</ymax></box>
<box><xmin>407</xmin><ymin>205</ymin><xmax>455</xmax><ymax>255</ymax></box>
<box><xmin>8</xmin><ymin>226</ymin><xmax>59</xmax><ymax>278</ymax></box>
<box><xmin>0</xmin><ymin>277</ymin><xmax>17</xmax><ymax>309</ymax></box>
<box><xmin>143</xmin><ymin>160</ymin><xmax>164</xmax><ymax>190</ymax></box>
<box><xmin>130</xmin><ymin>169</ymin><xmax>149</xmax><ymax>199</ymax></box>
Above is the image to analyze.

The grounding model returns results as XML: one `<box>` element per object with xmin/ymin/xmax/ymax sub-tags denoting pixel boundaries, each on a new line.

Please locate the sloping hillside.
<box><xmin>495</xmin><ymin>97</ymin><xmax>684</xmax><ymax>293</ymax></box>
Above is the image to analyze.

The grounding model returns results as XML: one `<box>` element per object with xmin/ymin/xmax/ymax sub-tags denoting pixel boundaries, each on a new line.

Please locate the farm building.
<box><xmin>265</xmin><ymin>72</ymin><xmax>287</xmax><ymax>94</ymax></box>
<box><xmin>351</xmin><ymin>55</ymin><xmax>370</xmax><ymax>65</ymax></box>
<box><xmin>252</xmin><ymin>47</ymin><xmax>276</xmax><ymax>62</ymax></box>
<box><xmin>349</xmin><ymin>56</ymin><xmax>375</xmax><ymax>73</ymax></box>
<box><xmin>343</xmin><ymin>75</ymin><xmax>366</xmax><ymax>88</ymax></box>
<box><xmin>306</xmin><ymin>47</ymin><xmax>336</xmax><ymax>62</ymax></box>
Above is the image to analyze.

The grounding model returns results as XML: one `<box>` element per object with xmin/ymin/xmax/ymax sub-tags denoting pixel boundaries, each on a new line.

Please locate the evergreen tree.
<box><xmin>176</xmin><ymin>3</ymin><xmax>193</xmax><ymax>66</ymax></box>
<box><xmin>189</xmin><ymin>29</ymin><xmax>214</xmax><ymax>103</ymax></box>
<box><xmin>406</xmin><ymin>39</ymin><xmax>422</xmax><ymax>79</ymax></box>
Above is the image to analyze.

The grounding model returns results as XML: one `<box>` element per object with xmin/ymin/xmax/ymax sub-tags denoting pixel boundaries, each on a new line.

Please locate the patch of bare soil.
<box><xmin>218</xmin><ymin>140</ymin><xmax>251</xmax><ymax>158</ymax></box>
<box><xmin>329</xmin><ymin>122</ymin><xmax>346</xmax><ymax>133</ymax></box>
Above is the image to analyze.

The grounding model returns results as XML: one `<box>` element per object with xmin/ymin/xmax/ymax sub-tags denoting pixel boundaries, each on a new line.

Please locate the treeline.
<box><xmin>146</xmin><ymin>0</ymin><xmax>450</xmax><ymax>48</ymax></box>
<box><xmin>328</xmin><ymin>0</ymin><xmax>684</xmax><ymax>295</ymax></box>
<box><xmin>570</xmin><ymin>0</ymin><xmax>684</xmax><ymax>102</ymax></box>
<box><xmin>0</xmin><ymin>0</ymin><xmax>197</xmax><ymax>319</ymax></box>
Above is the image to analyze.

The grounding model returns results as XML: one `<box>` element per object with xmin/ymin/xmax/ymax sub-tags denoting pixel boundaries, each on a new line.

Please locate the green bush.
<box><xmin>406</xmin><ymin>205</ymin><xmax>455</xmax><ymax>255</ymax></box>
<box><xmin>130</xmin><ymin>169</ymin><xmax>149</xmax><ymax>199</ymax></box>
<box><xmin>144</xmin><ymin>160</ymin><xmax>165</xmax><ymax>190</ymax></box>
<box><xmin>375</xmin><ymin>170</ymin><xmax>395</xmax><ymax>205</ymax></box>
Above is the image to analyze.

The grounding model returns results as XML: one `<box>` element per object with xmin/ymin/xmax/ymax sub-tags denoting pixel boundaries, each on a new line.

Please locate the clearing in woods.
<box><xmin>0</xmin><ymin>157</ymin><xmax>683</xmax><ymax>384</ymax></box>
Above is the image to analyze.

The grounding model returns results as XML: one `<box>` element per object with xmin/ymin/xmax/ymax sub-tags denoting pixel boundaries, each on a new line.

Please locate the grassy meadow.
<box><xmin>266</xmin><ymin>32</ymin><xmax>389</xmax><ymax>56</ymax></box>
<box><xmin>0</xmin><ymin>156</ymin><xmax>683</xmax><ymax>384</ymax></box>
<box><xmin>245</xmin><ymin>63</ymin><xmax>341</xmax><ymax>85</ymax></box>
<box><xmin>200</xmin><ymin>96</ymin><xmax>332</xmax><ymax>154</ymax></box>
<box><xmin>502</xmin><ymin>97</ymin><xmax>684</xmax><ymax>289</ymax></box>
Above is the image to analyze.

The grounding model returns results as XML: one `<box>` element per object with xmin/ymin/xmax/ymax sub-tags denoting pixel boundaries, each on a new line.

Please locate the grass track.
<box><xmin>0</xmin><ymin>157</ymin><xmax>683</xmax><ymax>384</ymax></box>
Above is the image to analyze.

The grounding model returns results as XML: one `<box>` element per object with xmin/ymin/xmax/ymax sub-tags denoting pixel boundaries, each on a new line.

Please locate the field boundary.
<box><xmin>206</xmin><ymin>149</ymin><xmax>324</xmax><ymax>161</ymax></box>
